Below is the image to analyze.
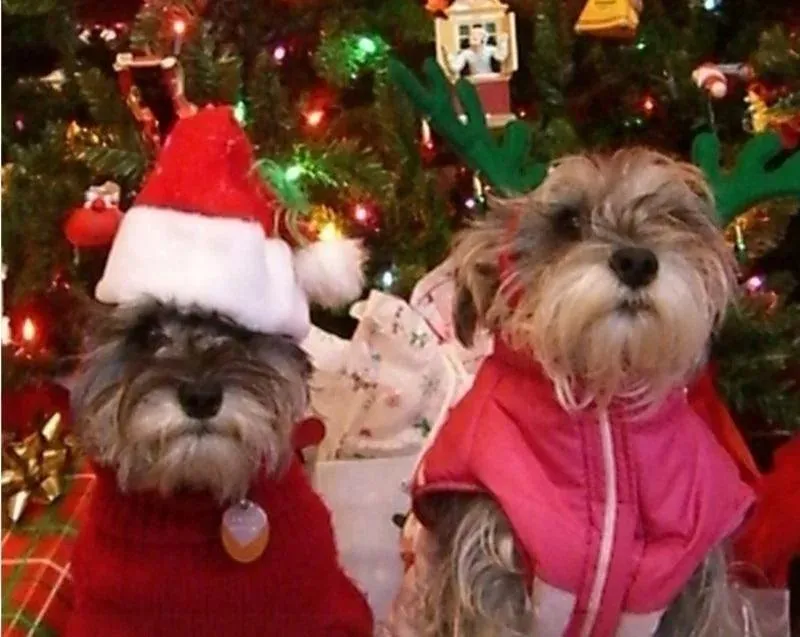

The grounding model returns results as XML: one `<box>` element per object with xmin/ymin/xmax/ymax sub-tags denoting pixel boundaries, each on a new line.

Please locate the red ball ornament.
<box><xmin>64</xmin><ymin>182</ymin><xmax>124</xmax><ymax>248</ymax></box>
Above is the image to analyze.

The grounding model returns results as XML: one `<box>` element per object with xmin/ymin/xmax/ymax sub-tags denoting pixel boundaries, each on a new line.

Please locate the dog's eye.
<box><xmin>550</xmin><ymin>206</ymin><xmax>582</xmax><ymax>239</ymax></box>
<box><xmin>128</xmin><ymin>318</ymin><xmax>169</xmax><ymax>351</ymax></box>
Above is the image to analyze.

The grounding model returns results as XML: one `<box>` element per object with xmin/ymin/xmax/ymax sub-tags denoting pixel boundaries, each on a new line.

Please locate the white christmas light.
<box><xmin>380</xmin><ymin>270</ymin><xmax>395</xmax><ymax>289</ymax></box>
<box><xmin>273</xmin><ymin>45</ymin><xmax>287</xmax><ymax>62</ymax></box>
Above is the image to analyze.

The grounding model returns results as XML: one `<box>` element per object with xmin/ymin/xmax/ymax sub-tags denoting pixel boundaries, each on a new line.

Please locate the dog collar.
<box><xmin>221</xmin><ymin>498</ymin><xmax>269</xmax><ymax>563</ymax></box>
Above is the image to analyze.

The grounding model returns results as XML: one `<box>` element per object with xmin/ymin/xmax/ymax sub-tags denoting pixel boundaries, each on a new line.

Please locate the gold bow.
<box><xmin>1</xmin><ymin>413</ymin><xmax>77</xmax><ymax>525</ymax></box>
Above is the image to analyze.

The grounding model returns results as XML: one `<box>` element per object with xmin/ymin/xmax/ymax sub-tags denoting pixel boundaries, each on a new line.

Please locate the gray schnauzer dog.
<box><xmin>72</xmin><ymin>301</ymin><xmax>310</xmax><ymax>502</ymax></box>
<box><xmin>65</xmin><ymin>104</ymin><xmax>373</xmax><ymax>637</ymax></box>
<box><xmin>392</xmin><ymin>149</ymin><xmax>755</xmax><ymax>637</ymax></box>
<box><xmin>68</xmin><ymin>300</ymin><xmax>373</xmax><ymax>636</ymax></box>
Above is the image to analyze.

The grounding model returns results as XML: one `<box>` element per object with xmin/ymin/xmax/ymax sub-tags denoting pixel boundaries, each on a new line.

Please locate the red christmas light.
<box><xmin>640</xmin><ymin>94</ymin><xmax>657</xmax><ymax>116</ymax></box>
<box><xmin>353</xmin><ymin>203</ymin><xmax>370</xmax><ymax>223</ymax></box>
<box><xmin>305</xmin><ymin>109</ymin><xmax>325</xmax><ymax>128</ymax></box>
<box><xmin>21</xmin><ymin>318</ymin><xmax>37</xmax><ymax>344</ymax></box>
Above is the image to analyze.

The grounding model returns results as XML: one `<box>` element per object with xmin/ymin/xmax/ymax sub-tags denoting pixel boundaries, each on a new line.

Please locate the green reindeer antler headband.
<box><xmin>389</xmin><ymin>58</ymin><xmax>548</xmax><ymax>194</ymax></box>
<box><xmin>389</xmin><ymin>57</ymin><xmax>800</xmax><ymax>225</ymax></box>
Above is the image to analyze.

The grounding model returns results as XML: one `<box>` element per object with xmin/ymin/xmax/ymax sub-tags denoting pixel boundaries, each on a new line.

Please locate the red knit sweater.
<box><xmin>67</xmin><ymin>459</ymin><xmax>373</xmax><ymax>637</ymax></box>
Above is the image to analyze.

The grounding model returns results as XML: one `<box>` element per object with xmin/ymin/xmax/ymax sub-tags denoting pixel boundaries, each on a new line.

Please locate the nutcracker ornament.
<box><xmin>435</xmin><ymin>0</ymin><xmax>518</xmax><ymax>128</ymax></box>
<box><xmin>113</xmin><ymin>53</ymin><xmax>198</xmax><ymax>151</ymax></box>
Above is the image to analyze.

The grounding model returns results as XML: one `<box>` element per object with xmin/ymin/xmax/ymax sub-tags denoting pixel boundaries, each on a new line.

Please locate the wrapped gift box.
<box><xmin>2</xmin><ymin>468</ymin><xmax>95</xmax><ymax>637</ymax></box>
<box><xmin>304</xmin><ymin>280</ymin><xmax>491</xmax><ymax>624</ymax></box>
<box><xmin>314</xmin><ymin>455</ymin><xmax>416</xmax><ymax>625</ymax></box>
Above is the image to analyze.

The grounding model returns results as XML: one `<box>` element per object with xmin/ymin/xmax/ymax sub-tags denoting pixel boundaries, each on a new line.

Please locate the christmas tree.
<box><xmin>3</xmin><ymin>0</ymin><xmax>799</xmax><ymax>450</ymax></box>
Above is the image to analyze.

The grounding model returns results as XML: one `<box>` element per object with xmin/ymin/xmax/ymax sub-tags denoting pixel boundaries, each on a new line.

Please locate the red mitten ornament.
<box><xmin>64</xmin><ymin>181</ymin><xmax>124</xmax><ymax>248</ymax></box>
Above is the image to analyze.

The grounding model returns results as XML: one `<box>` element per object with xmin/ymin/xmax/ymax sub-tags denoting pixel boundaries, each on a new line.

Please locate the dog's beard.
<box><xmin>507</xmin><ymin>246</ymin><xmax>726</xmax><ymax>409</ymax></box>
<box><xmin>83</xmin><ymin>385</ymin><xmax>288</xmax><ymax>503</ymax></box>
<box><xmin>126</xmin><ymin>387</ymin><xmax>284</xmax><ymax>501</ymax></box>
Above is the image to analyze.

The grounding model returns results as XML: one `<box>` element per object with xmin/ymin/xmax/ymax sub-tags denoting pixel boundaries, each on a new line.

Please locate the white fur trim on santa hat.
<box><xmin>294</xmin><ymin>238</ymin><xmax>366</xmax><ymax>308</ymax></box>
<box><xmin>96</xmin><ymin>206</ymin><xmax>311</xmax><ymax>339</ymax></box>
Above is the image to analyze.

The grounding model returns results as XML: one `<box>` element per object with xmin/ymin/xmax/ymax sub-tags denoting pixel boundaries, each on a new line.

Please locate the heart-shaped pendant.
<box><xmin>221</xmin><ymin>499</ymin><xmax>269</xmax><ymax>563</ymax></box>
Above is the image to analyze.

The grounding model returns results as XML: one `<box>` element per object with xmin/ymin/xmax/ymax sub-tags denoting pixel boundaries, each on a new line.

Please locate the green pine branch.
<box><xmin>2</xmin><ymin>0</ymin><xmax>59</xmax><ymax>16</ymax></box>
<box><xmin>80</xmin><ymin>146</ymin><xmax>148</xmax><ymax>184</ymax></box>
<box><xmin>182</xmin><ymin>25</ymin><xmax>242</xmax><ymax>106</ymax></box>
<box><xmin>714</xmin><ymin>301</ymin><xmax>800</xmax><ymax>433</ymax></box>
<box><xmin>529</xmin><ymin>0</ymin><xmax>574</xmax><ymax>114</ymax></box>
<box><xmin>77</xmin><ymin>69</ymin><xmax>131</xmax><ymax>127</ymax></box>
<box><xmin>3</xmin><ymin>124</ymin><xmax>88</xmax><ymax>299</ymax></box>
<box><xmin>246</xmin><ymin>51</ymin><xmax>295</xmax><ymax>153</ymax></box>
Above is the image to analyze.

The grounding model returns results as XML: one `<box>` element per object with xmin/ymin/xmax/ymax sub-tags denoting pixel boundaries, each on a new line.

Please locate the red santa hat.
<box><xmin>95</xmin><ymin>106</ymin><xmax>364</xmax><ymax>340</ymax></box>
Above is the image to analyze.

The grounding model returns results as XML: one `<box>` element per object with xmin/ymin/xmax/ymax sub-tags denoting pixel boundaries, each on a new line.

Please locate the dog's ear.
<box><xmin>450</xmin><ymin>215</ymin><xmax>506</xmax><ymax>347</ymax></box>
<box><xmin>454</xmin><ymin>279</ymin><xmax>479</xmax><ymax>347</ymax></box>
<box><xmin>454</xmin><ymin>262</ymin><xmax>498</xmax><ymax>347</ymax></box>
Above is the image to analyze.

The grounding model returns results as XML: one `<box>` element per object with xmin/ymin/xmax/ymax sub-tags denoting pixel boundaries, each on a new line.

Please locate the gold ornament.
<box><xmin>1</xmin><ymin>413</ymin><xmax>78</xmax><ymax>525</ymax></box>
<box><xmin>575</xmin><ymin>0</ymin><xmax>642</xmax><ymax>39</ymax></box>
<box><xmin>745</xmin><ymin>87</ymin><xmax>771</xmax><ymax>134</ymax></box>
<box><xmin>745</xmin><ymin>86</ymin><xmax>800</xmax><ymax>140</ymax></box>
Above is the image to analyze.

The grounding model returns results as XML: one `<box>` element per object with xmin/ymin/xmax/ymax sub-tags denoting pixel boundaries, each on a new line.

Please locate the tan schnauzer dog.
<box><xmin>392</xmin><ymin>149</ymin><xmax>754</xmax><ymax>637</ymax></box>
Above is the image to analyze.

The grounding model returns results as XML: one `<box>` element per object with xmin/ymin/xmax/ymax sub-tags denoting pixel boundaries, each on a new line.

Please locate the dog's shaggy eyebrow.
<box><xmin>106</xmin><ymin>303</ymin><xmax>254</xmax><ymax>346</ymax></box>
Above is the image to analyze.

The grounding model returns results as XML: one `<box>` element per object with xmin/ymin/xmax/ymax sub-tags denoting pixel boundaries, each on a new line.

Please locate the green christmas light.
<box><xmin>285</xmin><ymin>164</ymin><xmax>304</xmax><ymax>182</ymax></box>
<box><xmin>357</xmin><ymin>36</ymin><xmax>378</xmax><ymax>55</ymax></box>
<box><xmin>233</xmin><ymin>100</ymin><xmax>247</xmax><ymax>124</ymax></box>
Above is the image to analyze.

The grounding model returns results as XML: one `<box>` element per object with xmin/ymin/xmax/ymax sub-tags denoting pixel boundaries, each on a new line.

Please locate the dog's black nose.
<box><xmin>609</xmin><ymin>247</ymin><xmax>659</xmax><ymax>289</ymax></box>
<box><xmin>177</xmin><ymin>381</ymin><xmax>223</xmax><ymax>419</ymax></box>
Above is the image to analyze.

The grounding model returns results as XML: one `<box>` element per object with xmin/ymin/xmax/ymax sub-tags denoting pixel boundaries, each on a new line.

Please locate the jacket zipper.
<box><xmin>579</xmin><ymin>410</ymin><xmax>618</xmax><ymax>637</ymax></box>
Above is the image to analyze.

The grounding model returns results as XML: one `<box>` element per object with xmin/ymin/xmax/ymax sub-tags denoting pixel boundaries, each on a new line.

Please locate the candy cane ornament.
<box><xmin>692</xmin><ymin>62</ymin><xmax>754</xmax><ymax>99</ymax></box>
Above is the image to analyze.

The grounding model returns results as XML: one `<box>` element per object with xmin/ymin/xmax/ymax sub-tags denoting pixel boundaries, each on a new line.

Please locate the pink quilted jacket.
<box><xmin>412</xmin><ymin>340</ymin><xmax>754</xmax><ymax>637</ymax></box>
